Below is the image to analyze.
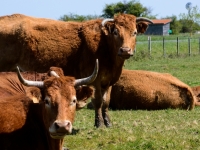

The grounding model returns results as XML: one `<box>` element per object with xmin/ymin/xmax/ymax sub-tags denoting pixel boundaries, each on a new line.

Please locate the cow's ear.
<box><xmin>25</xmin><ymin>87</ymin><xmax>42</xmax><ymax>103</ymax></box>
<box><xmin>136</xmin><ymin>22</ymin><xmax>149</xmax><ymax>34</ymax></box>
<box><xmin>101</xmin><ymin>22</ymin><xmax>115</xmax><ymax>35</ymax></box>
<box><xmin>76</xmin><ymin>86</ymin><xmax>95</xmax><ymax>110</ymax></box>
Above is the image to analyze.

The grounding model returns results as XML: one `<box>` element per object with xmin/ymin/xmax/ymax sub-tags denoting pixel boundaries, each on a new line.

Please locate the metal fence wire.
<box><xmin>135</xmin><ymin>36</ymin><xmax>200</xmax><ymax>57</ymax></box>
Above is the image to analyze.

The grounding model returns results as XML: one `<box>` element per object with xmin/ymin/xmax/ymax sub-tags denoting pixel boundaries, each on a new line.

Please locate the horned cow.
<box><xmin>0</xmin><ymin>13</ymin><xmax>152</xmax><ymax>127</ymax></box>
<box><xmin>108</xmin><ymin>69</ymin><xmax>196</xmax><ymax>110</ymax></box>
<box><xmin>0</xmin><ymin>61</ymin><xmax>98</xmax><ymax>150</ymax></box>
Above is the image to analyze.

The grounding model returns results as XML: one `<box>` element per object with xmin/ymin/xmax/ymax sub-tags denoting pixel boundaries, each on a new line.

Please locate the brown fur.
<box><xmin>0</xmin><ymin>66</ymin><xmax>64</xmax><ymax>98</ymax></box>
<box><xmin>0</xmin><ymin>69</ymin><xmax>94</xmax><ymax>150</ymax></box>
<box><xmin>108</xmin><ymin>69</ymin><xmax>196</xmax><ymax>110</ymax></box>
<box><xmin>0</xmin><ymin>13</ymin><xmax>150</xmax><ymax>127</ymax></box>
<box><xmin>0</xmin><ymin>72</ymin><xmax>47</xmax><ymax>98</ymax></box>
<box><xmin>191</xmin><ymin>86</ymin><xmax>200</xmax><ymax>106</ymax></box>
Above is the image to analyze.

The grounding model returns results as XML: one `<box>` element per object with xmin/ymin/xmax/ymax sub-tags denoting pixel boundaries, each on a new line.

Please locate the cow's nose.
<box><xmin>54</xmin><ymin>120</ymin><xmax>72</xmax><ymax>132</ymax></box>
<box><xmin>119</xmin><ymin>47</ymin><xmax>133</xmax><ymax>55</ymax></box>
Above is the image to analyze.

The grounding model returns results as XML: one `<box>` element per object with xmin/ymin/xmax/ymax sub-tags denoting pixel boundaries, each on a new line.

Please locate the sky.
<box><xmin>0</xmin><ymin>0</ymin><xmax>199</xmax><ymax>20</ymax></box>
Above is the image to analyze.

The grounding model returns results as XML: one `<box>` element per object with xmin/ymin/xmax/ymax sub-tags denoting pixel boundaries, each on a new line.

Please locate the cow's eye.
<box><xmin>71</xmin><ymin>98</ymin><xmax>77</xmax><ymax>105</ymax></box>
<box><xmin>113</xmin><ymin>28</ymin><xmax>118</xmax><ymax>36</ymax></box>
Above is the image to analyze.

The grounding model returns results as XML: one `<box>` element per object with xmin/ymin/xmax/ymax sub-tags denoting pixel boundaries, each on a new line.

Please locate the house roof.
<box><xmin>151</xmin><ymin>19</ymin><xmax>172</xmax><ymax>24</ymax></box>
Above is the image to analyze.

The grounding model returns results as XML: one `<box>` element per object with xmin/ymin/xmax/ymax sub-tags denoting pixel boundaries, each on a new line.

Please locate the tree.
<box><xmin>101</xmin><ymin>0</ymin><xmax>156</xmax><ymax>18</ymax></box>
<box><xmin>59</xmin><ymin>13</ymin><xmax>100</xmax><ymax>22</ymax></box>
<box><xmin>164</xmin><ymin>15</ymin><xmax>182</xmax><ymax>34</ymax></box>
<box><xmin>179</xmin><ymin>5</ymin><xmax>200</xmax><ymax>34</ymax></box>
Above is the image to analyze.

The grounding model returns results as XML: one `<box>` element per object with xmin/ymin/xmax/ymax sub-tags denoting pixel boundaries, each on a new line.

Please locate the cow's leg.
<box><xmin>102</xmin><ymin>86</ymin><xmax>112</xmax><ymax>127</ymax></box>
<box><xmin>92</xmin><ymin>87</ymin><xmax>104</xmax><ymax>128</ymax></box>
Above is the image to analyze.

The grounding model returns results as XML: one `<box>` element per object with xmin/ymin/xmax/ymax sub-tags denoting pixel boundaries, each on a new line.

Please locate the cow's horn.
<box><xmin>75</xmin><ymin>59</ymin><xmax>99</xmax><ymax>87</ymax></box>
<box><xmin>101</xmin><ymin>18</ymin><xmax>114</xmax><ymax>26</ymax></box>
<box><xmin>50</xmin><ymin>71</ymin><xmax>60</xmax><ymax>77</ymax></box>
<box><xmin>16</xmin><ymin>66</ymin><xmax>44</xmax><ymax>88</ymax></box>
<box><xmin>136</xmin><ymin>17</ymin><xmax>153</xmax><ymax>24</ymax></box>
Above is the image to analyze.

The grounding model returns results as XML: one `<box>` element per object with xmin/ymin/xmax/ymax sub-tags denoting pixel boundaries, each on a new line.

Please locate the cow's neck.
<box><xmin>100</xmin><ymin>39</ymin><xmax>126</xmax><ymax>84</ymax></box>
<box><xmin>47</xmin><ymin>137</ymin><xmax>64</xmax><ymax>150</ymax></box>
<box><xmin>108</xmin><ymin>56</ymin><xmax>125</xmax><ymax>85</ymax></box>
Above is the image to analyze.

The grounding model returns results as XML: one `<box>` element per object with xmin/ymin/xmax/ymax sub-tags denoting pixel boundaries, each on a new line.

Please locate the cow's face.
<box><xmin>42</xmin><ymin>76</ymin><xmax>95</xmax><ymax>139</ymax></box>
<box><xmin>101</xmin><ymin>14</ymin><xmax>151</xmax><ymax>59</ymax></box>
<box><xmin>16</xmin><ymin>60</ymin><xmax>98</xmax><ymax>139</ymax></box>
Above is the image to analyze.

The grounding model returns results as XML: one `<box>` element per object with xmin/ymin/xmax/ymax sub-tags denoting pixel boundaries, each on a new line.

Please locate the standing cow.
<box><xmin>108</xmin><ymin>69</ymin><xmax>196</xmax><ymax>110</ymax></box>
<box><xmin>0</xmin><ymin>61</ymin><xmax>98</xmax><ymax>150</ymax></box>
<box><xmin>0</xmin><ymin>13</ymin><xmax>152</xmax><ymax>127</ymax></box>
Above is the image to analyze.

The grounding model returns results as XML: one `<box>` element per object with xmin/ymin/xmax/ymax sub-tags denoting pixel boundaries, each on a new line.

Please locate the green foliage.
<box><xmin>164</xmin><ymin>15</ymin><xmax>182</xmax><ymax>34</ymax></box>
<box><xmin>101</xmin><ymin>0</ymin><xmax>156</xmax><ymax>18</ymax></box>
<box><xmin>59</xmin><ymin>13</ymin><xmax>100</xmax><ymax>22</ymax></box>
<box><xmin>179</xmin><ymin>5</ymin><xmax>200</xmax><ymax>33</ymax></box>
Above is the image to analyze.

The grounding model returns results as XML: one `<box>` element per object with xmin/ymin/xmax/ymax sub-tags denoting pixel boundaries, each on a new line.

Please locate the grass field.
<box><xmin>64</xmin><ymin>35</ymin><xmax>200</xmax><ymax>150</ymax></box>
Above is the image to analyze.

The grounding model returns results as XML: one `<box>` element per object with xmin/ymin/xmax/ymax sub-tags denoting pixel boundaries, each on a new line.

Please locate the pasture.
<box><xmin>64</xmin><ymin>35</ymin><xmax>200</xmax><ymax>150</ymax></box>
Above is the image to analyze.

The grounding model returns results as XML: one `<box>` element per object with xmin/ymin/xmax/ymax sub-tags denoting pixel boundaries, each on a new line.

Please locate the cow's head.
<box><xmin>16</xmin><ymin>59</ymin><xmax>98</xmax><ymax>139</ymax></box>
<box><xmin>101</xmin><ymin>13</ymin><xmax>153</xmax><ymax>59</ymax></box>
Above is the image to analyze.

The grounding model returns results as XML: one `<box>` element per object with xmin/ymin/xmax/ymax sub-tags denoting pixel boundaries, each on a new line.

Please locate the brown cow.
<box><xmin>0</xmin><ymin>13</ymin><xmax>152</xmax><ymax>127</ymax></box>
<box><xmin>191</xmin><ymin>86</ymin><xmax>200</xmax><ymax>106</ymax></box>
<box><xmin>0</xmin><ymin>61</ymin><xmax>98</xmax><ymax>150</ymax></box>
<box><xmin>0</xmin><ymin>66</ymin><xmax>91</xmax><ymax>109</ymax></box>
<box><xmin>107</xmin><ymin>69</ymin><xmax>196</xmax><ymax>110</ymax></box>
<box><xmin>0</xmin><ymin>67</ymin><xmax>64</xmax><ymax>98</ymax></box>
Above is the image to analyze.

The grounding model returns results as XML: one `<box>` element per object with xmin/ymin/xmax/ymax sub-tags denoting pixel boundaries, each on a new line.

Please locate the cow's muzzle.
<box><xmin>49</xmin><ymin>120</ymin><xmax>72</xmax><ymax>139</ymax></box>
<box><xmin>118</xmin><ymin>47</ymin><xmax>133</xmax><ymax>59</ymax></box>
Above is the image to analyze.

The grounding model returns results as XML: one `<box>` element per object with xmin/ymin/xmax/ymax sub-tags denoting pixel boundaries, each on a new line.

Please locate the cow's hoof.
<box><xmin>105</xmin><ymin>122</ymin><xmax>112</xmax><ymax>128</ymax></box>
<box><xmin>103</xmin><ymin>112</ymin><xmax>112</xmax><ymax>127</ymax></box>
<box><xmin>94</xmin><ymin>118</ymin><xmax>105</xmax><ymax>128</ymax></box>
<box><xmin>62</xmin><ymin>147</ymin><xmax>69</xmax><ymax>150</ymax></box>
<box><xmin>104</xmin><ymin>119</ymin><xmax>112</xmax><ymax>127</ymax></box>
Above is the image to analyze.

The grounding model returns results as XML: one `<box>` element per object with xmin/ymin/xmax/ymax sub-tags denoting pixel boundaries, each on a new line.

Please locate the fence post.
<box><xmin>134</xmin><ymin>47</ymin><xmax>136</xmax><ymax>55</ymax></box>
<box><xmin>177</xmin><ymin>37</ymin><xmax>179</xmax><ymax>56</ymax></box>
<box><xmin>188</xmin><ymin>37</ymin><xmax>191</xmax><ymax>56</ymax></box>
<box><xmin>199</xmin><ymin>37</ymin><xmax>200</xmax><ymax>55</ymax></box>
<box><xmin>163</xmin><ymin>36</ymin><xmax>165</xmax><ymax>57</ymax></box>
<box><xmin>148</xmin><ymin>36</ymin><xmax>151</xmax><ymax>56</ymax></box>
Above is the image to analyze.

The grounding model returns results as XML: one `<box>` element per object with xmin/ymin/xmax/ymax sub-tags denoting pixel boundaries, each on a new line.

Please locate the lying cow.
<box><xmin>0</xmin><ymin>13</ymin><xmax>152</xmax><ymax>127</ymax></box>
<box><xmin>107</xmin><ymin>69</ymin><xmax>197</xmax><ymax>110</ymax></box>
<box><xmin>191</xmin><ymin>86</ymin><xmax>200</xmax><ymax>106</ymax></box>
<box><xmin>0</xmin><ymin>61</ymin><xmax>98</xmax><ymax>150</ymax></box>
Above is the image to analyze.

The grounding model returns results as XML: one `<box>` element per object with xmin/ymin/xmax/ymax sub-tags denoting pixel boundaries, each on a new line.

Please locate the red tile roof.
<box><xmin>151</xmin><ymin>19</ymin><xmax>172</xmax><ymax>24</ymax></box>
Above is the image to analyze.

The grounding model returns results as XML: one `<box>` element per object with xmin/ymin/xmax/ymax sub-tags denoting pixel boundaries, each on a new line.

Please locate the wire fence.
<box><xmin>135</xmin><ymin>36</ymin><xmax>200</xmax><ymax>58</ymax></box>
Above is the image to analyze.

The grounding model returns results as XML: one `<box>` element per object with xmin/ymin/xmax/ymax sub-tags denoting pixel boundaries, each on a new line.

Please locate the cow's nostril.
<box><xmin>120</xmin><ymin>47</ymin><xmax>131</xmax><ymax>53</ymax></box>
<box><xmin>54</xmin><ymin>122</ymin><xmax>60</xmax><ymax>130</ymax></box>
<box><xmin>65</xmin><ymin>121</ymin><xmax>71</xmax><ymax>130</ymax></box>
<box><xmin>120</xmin><ymin>47</ymin><xmax>123</xmax><ymax>52</ymax></box>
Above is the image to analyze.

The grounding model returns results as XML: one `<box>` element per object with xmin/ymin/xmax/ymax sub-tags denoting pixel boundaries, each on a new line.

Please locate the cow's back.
<box><xmin>110</xmin><ymin>69</ymin><xmax>196</xmax><ymax>110</ymax></box>
<box><xmin>0</xmin><ymin>71</ymin><xmax>47</xmax><ymax>98</ymax></box>
<box><xmin>0</xmin><ymin>14</ymin><xmax>81</xmax><ymax>72</ymax></box>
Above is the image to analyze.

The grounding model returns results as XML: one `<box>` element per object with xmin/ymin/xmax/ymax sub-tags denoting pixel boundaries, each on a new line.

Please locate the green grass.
<box><xmin>65</xmin><ymin>108</ymin><xmax>200</xmax><ymax>150</ymax></box>
<box><xmin>64</xmin><ymin>35</ymin><xmax>200</xmax><ymax>150</ymax></box>
<box><xmin>125</xmin><ymin>55</ymin><xmax>200</xmax><ymax>87</ymax></box>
